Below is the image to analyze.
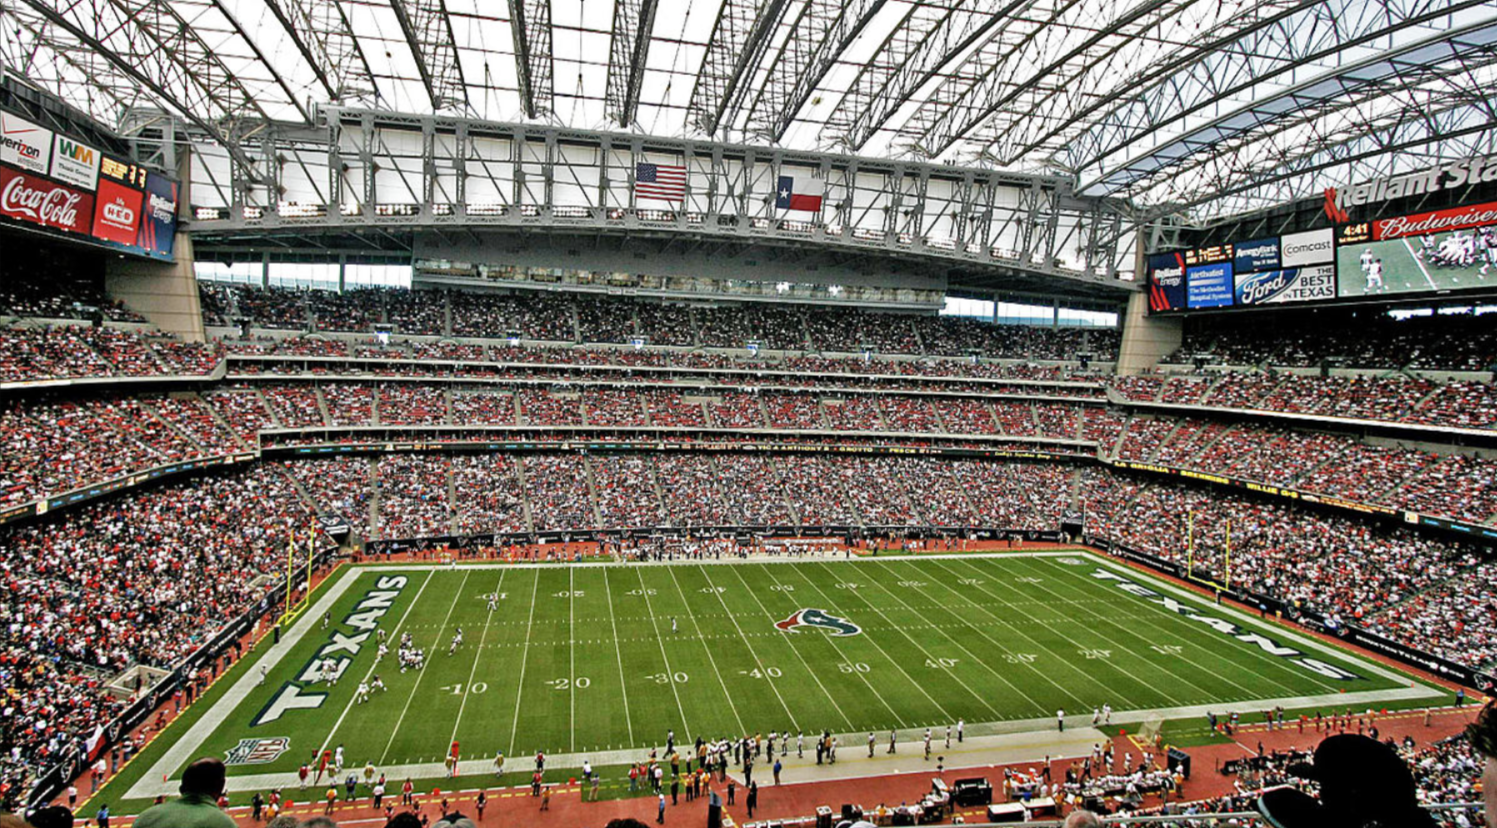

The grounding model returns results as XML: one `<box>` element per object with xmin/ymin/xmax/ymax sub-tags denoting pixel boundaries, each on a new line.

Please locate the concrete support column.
<box><xmin>1116</xmin><ymin>291</ymin><xmax>1181</xmax><ymax>375</ymax></box>
<box><xmin>104</xmin><ymin>231</ymin><xmax>205</xmax><ymax>342</ymax></box>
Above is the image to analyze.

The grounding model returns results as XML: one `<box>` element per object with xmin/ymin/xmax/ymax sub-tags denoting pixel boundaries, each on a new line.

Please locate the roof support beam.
<box><xmin>910</xmin><ymin>0</ymin><xmax>1184</xmax><ymax>159</ymax></box>
<box><xmin>507</xmin><ymin>0</ymin><xmax>555</xmax><ymax>119</ymax></box>
<box><xmin>827</xmin><ymin>0</ymin><xmax>1013</xmax><ymax>152</ymax></box>
<box><xmin>15</xmin><ymin>0</ymin><xmax>265</xmax><ymax>172</ymax></box>
<box><xmin>686</xmin><ymin>0</ymin><xmax>792</xmax><ymax>138</ymax></box>
<box><xmin>744</xmin><ymin>0</ymin><xmax>886</xmax><ymax>142</ymax></box>
<box><xmin>207</xmin><ymin>0</ymin><xmax>312</xmax><ymax>123</ymax></box>
<box><xmin>604</xmin><ymin>0</ymin><xmax>658</xmax><ymax>126</ymax></box>
<box><xmin>1096</xmin><ymin>17</ymin><xmax>1497</xmax><ymax>200</ymax></box>
<box><xmin>1060</xmin><ymin>0</ymin><xmax>1490</xmax><ymax>191</ymax></box>
<box><xmin>390</xmin><ymin>0</ymin><xmax>470</xmax><ymax>112</ymax></box>
<box><xmin>260</xmin><ymin>0</ymin><xmax>378</xmax><ymax>105</ymax></box>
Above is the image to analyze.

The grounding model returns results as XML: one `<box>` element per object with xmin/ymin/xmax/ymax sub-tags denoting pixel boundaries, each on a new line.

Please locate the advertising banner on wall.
<box><xmin>49</xmin><ymin>133</ymin><xmax>101</xmax><ymax>190</ymax></box>
<box><xmin>0</xmin><ymin>113</ymin><xmax>51</xmax><ymax>175</ymax></box>
<box><xmin>1186</xmin><ymin>262</ymin><xmax>1234</xmax><ymax>308</ymax></box>
<box><xmin>137</xmin><ymin>172</ymin><xmax>179</xmax><ymax>259</ymax></box>
<box><xmin>91</xmin><ymin>176</ymin><xmax>143</xmax><ymax>246</ymax></box>
<box><xmin>1234</xmin><ymin>265</ymin><xmax>1336</xmax><ymax>305</ymax></box>
<box><xmin>1233</xmin><ymin>238</ymin><xmax>1280</xmax><ymax>272</ymax></box>
<box><xmin>1280</xmin><ymin>228</ymin><xmax>1334</xmax><ymax>266</ymax></box>
<box><xmin>0</xmin><ymin>164</ymin><xmax>94</xmax><ymax>235</ymax></box>
<box><xmin>1147</xmin><ymin>252</ymin><xmax>1187</xmax><ymax>312</ymax></box>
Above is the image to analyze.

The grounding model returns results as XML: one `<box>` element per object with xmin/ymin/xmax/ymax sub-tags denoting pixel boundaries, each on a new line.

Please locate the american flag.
<box><xmin>635</xmin><ymin>162</ymin><xmax>686</xmax><ymax>202</ymax></box>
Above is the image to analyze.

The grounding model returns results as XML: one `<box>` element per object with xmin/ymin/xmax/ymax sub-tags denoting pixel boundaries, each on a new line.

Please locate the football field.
<box><xmin>126</xmin><ymin>550</ymin><xmax>1440</xmax><ymax>800</ymax></box>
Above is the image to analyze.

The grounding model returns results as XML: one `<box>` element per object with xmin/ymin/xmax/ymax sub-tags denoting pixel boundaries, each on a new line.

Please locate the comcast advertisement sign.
<box><xmin>0</xmin><ymin>110</ymin><xmax>178</xmax><ymax>261</ymax></box>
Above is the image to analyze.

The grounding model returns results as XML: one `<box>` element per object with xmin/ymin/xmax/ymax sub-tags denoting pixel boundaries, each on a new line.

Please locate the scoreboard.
<box><xmin>1146</xmin><ymin>184</ymin><xmax>1497</xmax><ymax>314</ymax></box>
<box><xmin>0</xmin><ymin>109</ymin><xmax>178</xmax><ymax>261</ymax></box>
<box><xmin>1146</xmin><ymin>229</ymin><xmax>1336</xmax><ymax>313</ymax></box>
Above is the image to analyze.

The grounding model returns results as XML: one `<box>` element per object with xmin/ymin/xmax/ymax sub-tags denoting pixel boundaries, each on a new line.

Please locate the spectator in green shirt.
<box><xmin>133</xmin><ymin>758</ymin><xmax>236</xmax><ymax>828</ymax></box>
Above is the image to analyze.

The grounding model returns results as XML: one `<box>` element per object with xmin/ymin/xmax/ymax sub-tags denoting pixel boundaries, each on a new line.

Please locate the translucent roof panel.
<box><xmin>2</xmin><ymin>0</ymin><xmax>1493</xmax><ymax>219</ymax></box>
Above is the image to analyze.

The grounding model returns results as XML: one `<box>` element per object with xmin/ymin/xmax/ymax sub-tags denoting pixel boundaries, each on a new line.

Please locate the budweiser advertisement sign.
<box><xmin>1371</xmin><ymin>198</ymin><xmax>1497</xmax><ymax>241</ymax></box>
<box><xmin>0</xmin><ymin>164</ymin><xmax>94</xmax><ymax>235</ymax></box>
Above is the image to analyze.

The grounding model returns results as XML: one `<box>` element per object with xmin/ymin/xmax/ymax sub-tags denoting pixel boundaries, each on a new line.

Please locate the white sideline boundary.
<box><xmin>126</xmin><ymin>569</ymin><xmax>363</xmax><ymax>801</ymax></box>
<box><xmin>126</xmin><ymin>550</ymin><xmax>1446</xmax><ymax>800</ymax></box>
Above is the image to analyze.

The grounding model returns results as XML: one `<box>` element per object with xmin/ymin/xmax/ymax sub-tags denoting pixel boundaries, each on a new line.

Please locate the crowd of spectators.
<box><xmin>449</xmin><ymin>454</ymin><xmax>527</xmax><ymax>534</ymax></box>
<box><xmin>1167</xmin><ymin>311</ymin><xmax>1497</xmax><ymax>371</ymax></box>
<box><xmin>0</xmin><ymin>326</ymin><xmax>219</xmax><ymax>383</ymax></box>
<box><xmin>0</xmin><ymin>465</ymin><xmax>319</xmax><ymax>802</ymax></box>
<box><xmin>1110</xmin><ymin>414</ymin><xmax>1497</xmax><ymax>524</ymax></box>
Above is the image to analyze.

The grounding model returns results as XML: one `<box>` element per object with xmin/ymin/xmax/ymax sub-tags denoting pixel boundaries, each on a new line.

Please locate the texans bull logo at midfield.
<box><xmin>775</xmin><ymin>608</ymin><xmax>861</xmax><ymax>637</ymax></box>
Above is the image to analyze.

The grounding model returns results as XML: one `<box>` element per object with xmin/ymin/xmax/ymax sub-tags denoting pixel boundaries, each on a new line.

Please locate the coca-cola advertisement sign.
<box><xmin>0</xmin><ymin>164</ymin><xmax>94</xmax><ymax>234</ymax></box>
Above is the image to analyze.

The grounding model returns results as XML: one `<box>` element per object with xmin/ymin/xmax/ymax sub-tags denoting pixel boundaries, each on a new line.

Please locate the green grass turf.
<box><xmin>114</xmin><ymin>550</ymin><xmax>1439</xmax><ymax>810</ymax></box>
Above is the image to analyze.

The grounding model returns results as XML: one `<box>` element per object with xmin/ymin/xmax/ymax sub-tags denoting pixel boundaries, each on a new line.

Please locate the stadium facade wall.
<box><xmin>1116</xmin><ymin>291</ymin><xmax>1181</xmax><ymax>375</ymax></box>
<box><xmin>105</xmin><ymin>231</ymin><xmax>204</xmax><ymax>342</ymax></box>
<box><xmin>412</xmin><ymin>234</ymin><xmax>948</xmax><ymax>296</ymax></box>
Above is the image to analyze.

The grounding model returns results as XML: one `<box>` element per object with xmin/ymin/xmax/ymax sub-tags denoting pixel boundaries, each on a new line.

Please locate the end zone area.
<box><xmin>109</xmin><ymin>549</ymin><xmax>1445</xmax><ymax>810</ymax></box>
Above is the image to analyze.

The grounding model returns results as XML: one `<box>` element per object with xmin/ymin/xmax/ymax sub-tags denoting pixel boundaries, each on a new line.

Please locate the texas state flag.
<box><xmin>775</xmin><ymin>175</ymin><xmax>824</xmax><ymax>212</ymax></box>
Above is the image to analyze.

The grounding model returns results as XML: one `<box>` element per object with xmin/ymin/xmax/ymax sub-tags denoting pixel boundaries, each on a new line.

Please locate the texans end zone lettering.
<box><xmin>251</xmin><ymin>576</ymin><xmax>408</xmax><ymax>726</ymax></box>
<box><xmin>1089</xmin><ymin>569</ymin><xmax>1360</xmax><ymax>681</ymax></box>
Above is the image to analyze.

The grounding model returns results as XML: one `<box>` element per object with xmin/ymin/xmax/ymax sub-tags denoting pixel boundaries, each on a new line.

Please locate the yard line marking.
<box><xmin>449</xmin><ymin>568</ymin><xmax>508</xmax><ymax>748</ymax></box>
<box><xmin>879</xmin><ymin>558</ymin><xmax>1092</xmax><ymax>710</ymax></box>
<box><xmin>601</xmin><ymin>567</ymin><xmax>636</xmax><ymax>747</ymax></box>
<box><xmin>948</xmin><ymin>556</ymin><xmax>1189</xmax><ymax>706</ymax></box>
<box><xmin>694</xmin><ymin>565</ymin><xmax>800</xmax><ymax>732</ymax></box>
<box><xmin>569</xmin><ymin>568</ymin><xmax>576</xmax><ymax>753</ymax></box>
<box><xmin>319</xmin><ymin>570</ymin><xmax>435</xmax><ymax>762</ymax></box>
<box><xmin>861</xmin><ymin>559</ymin><xmax>1052</xmax><ymax>716</ymax></box>
<box><xmin>1403</xmin><ymin>236</ymin><xmax>1439</xmax><ymax>290</ymax></box>
<box><xmin>1016</xmin><ymin>556</ymin><xmax>1309</xmax><ymax>698</ymax></box>
<box><xmin>507</xmin><ymin>569</ymin><xmax>543</xmax><ymax>758</ymax></box>
<box><xmin>917</xmin><ymin>558</ymin><xmax>1120</xmax><ymax>703</ymax></box>
<box><xmin>782</xmin><ymin>561</ymin><xmax>953</xmax><ymax>723</ymax></box>
<box><xmin>634</xmin><ymin>566</ymin><xmax>694</xmax><ymax>741</ymax></box>
<box><xmin>722</xmin><ymin>563</ymin><xmax>858</xmax><ymax>731</ymax></box>
<box><xmin>814</xmin><ymin>560</ymin><xmax>1002</xmax><ymax>720</ymax></box>
<box><xmin>381</xmin><ymin>569</ymin><xmax>470</xmax><ymax>764</ymax></box>
<box><xmin>661</xmin><ymin>564</ymin><xmax>747</xmax><ymax>735</ymax></box>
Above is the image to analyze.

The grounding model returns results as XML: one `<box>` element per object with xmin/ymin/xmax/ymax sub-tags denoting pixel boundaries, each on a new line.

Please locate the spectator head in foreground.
<box><xmin>1466</xmin><ymin>701</ymin><xmax>1497</xmax><ymax>828</ymax></box>
<box><xmin>132</xmin><ymin>757</ymin><xmax>236</xmax><ymax>828</ymax></box>
<box><xmin>1257</xmin><ymin>733</ymin><xmax>1437</xmax><ymax>828</ymax></box>
<box><xmin>181</xmin><ymin>758</ymin><xmax>228</xmax><ymax>800</ymax></box>
<box><xmin>264</xmin><ymin>817</ymin><xmax>301</xmax><ymax>828</ymax></box>
<box><xmin>1063</xmin><ymin>811</ymin><xmax>1102</xmax><ymax>828</ymax></box>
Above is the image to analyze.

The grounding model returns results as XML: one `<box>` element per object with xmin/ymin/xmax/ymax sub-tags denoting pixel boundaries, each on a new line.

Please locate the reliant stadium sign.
<box><xmin>1324</xmin><ymin>155</ymin><xmax>1497</xmax><ymax>222</ymax></box>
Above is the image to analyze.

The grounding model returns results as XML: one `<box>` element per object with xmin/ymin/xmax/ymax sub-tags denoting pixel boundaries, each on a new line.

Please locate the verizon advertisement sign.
<box><xmin>1372</xmin><ymin>199</ymin><xmax>1497</xmax><ymax>241</ymax></box>
<box><xmin>0</xmin><ymin>113</ymin><xmax>52</xmax><ymax>175</ymax></box>
<box><xmin>0</xmin><ymin>165</ymin><xmax>94</xmax><ymax>234</ymax></box>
